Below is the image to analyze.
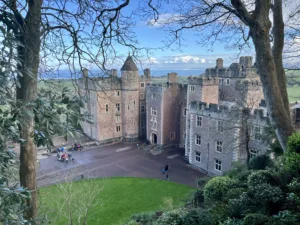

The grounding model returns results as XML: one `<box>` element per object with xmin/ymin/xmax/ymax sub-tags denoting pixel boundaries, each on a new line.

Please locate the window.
<box><xmin>216</xmin><ymin>141</ymin><xmax>223</xmax><ymax>152</ymax></box>
<box><xmin>217</xmin><ymin>121</ymin><xmax>224</xmax><ymax>132</ymax></box>
<box><xmin>117</xmin><ymin>91</ymin><xmax>120</xmax><ymax>96</ymax></box>
<box><xmin>140</xmin><ymin>93</ymin><xmax>144</xmax><ymax>99</ymax></box>
<box><xmin>116</xmin><ymin>103</ymin><xmax>120</xmax><ymax>112</ymax></box>
<box><xmin>195</xmin><ymin>135</ymin><xmax>201</xmax><ymax>146</ymax></box>
<box><xmin>140</xmin><ymin>82</ymin><xmax>145</xmax><ymax>88</ymax></box>
<box><xmin>141</xmin><ymin>105</ymin><xmax>145</xmax><ymax>113</ymax></box>
<box><xmin>215</xmin><ymin>159</ymin><xmax>222</xmax><ymax>171</ymax></box>
<box><xmin>151</xmin><ymin>107</ymin><xmax>157</xmax><ymax>116</ymax></box>
<box><xmin>296</xmin><ymin>108</ymin><xmax>300</xmax><ymax>122</ymax></box>
<box><xmin>195</xmin><ymin>151</ymin><xmax>201</xmax><ymax>162</ymax></box>
<box><xmin>134</xmin><ymin>100</ymin><xmax>135</xmax><ymax>105</ymax></box>
<box><xmin>116</xmin><ymin>115</ymin><xmax>120</xmax><ymax>122</ymax></box>
<box><xmin>152</xmin><ymin>93</ymin><xmax>157</xmax><ymax>100</ymax></box>
<box><xmin>197</xmin><ymin>116</ymin><xmax>202</xmax><ymax>127</ymax></box>
<box><xmin>141</xmin><ymin>120</ymin><xmax>144</xmax><ymax>128</ymax></box>
<box><xmin>128</xmin><ymin>105</ymin><xmax>130</xmax><ymax>110</ymax></box>
<box><xmin>184</xmin><ymin>108</ymin><xmax>187</xmax><ymax>116</ymax></box>
<box><xmin>190</xmin><ymin>85</ymin><xmax>195</xmax><ymax>92</ymax></box>
<box><xmin>226</xmin><ymin>78</ymin><xmax>230</xmax><ymax>85</ymax></box>
<box><xmin>116</xmin><ymin>126</ymin><xmax>121</xmax><ymax>132</ymax></box>
<box><xmin>219</xmin><ymin>78</ymin><xmax>223</xmax><ymax>84</ymax></box>
<box><xmin>170</xmin><ymin>132</ymin><xmax>175</xmax><ymax>140</ymax></box>
<box><xmin>105</xmin><ymin>104</ymin><xmax>109</xmax><ymax>112</ymax></box>
<box><xmin>253</xmin><ymin>125</ymin><xmax>262</xmax><ymax>140</ymax></box>
<box><xmin>151</xmin><ymin>117</ymin><xmax>157</xmax><ymax>130</ymax></box>
<box><xmin>250</xmin><ymin>148</ymin><xmax>258</xmax><ymax>158</ymax></box>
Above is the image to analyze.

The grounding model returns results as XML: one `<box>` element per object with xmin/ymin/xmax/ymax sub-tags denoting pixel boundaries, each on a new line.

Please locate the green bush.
<box><xmin>243</xmin><ymin>213</ymin><xmax>274</xmax><ymax>225</ymax></box>
<box><xmin>130</xmin><ymin>212</ymin><xmax>155</xmax><ymax>225</ymax></box>
<box><xmin>247</xmin><ymin>170</ymin><xmax>278</xmax><ymax>188</ymax></box>
<box><xmin>287</xmin><ymin>133</ymin><xmax>300</xmax><ymax>153</ymax></box>
<box><xmin>226</xmin><ymin>162</ymin><xmax>250</xmax><ymax>184</ymax></box>
<box><xmin>248</xmin><ymin>183</ymin><xmax>284</xmax><ymax>214</ymax></box>
<box><xmin>181</xmin><ymin>209</ymin><xmax>213</xmax><ymax>225</ymax></box>
<box><xmin>204</xmin><ymin>177</ymin><xmax>237</xmax><ymax>202</ymax></box>
<box><xmin>153</xmin><ymin>209</ymin><xmax>185</xmax><ymax>225</ymax></box>
<box><xmin>196</xmin><ymin>177</ymin><xmax>210</xmax><ymax>187</ymax></box>
<box><xmin>283</xmin><ymin>151</ymin><xmax>300</xmax><ymax>176</ymax></box>
<box><xmin>190</xmin><ymin>189</ymin><xmax>204</xmax><ymax>208</ymax></box>
<box><xmin>248</xmin><ymin>154</ymin><xmax>274</xmax><ymax>170</ymax></box>
<box><xmin>228</xmin><ymin>192</ymin><xmax>253</xmax><ymax>218</ymax></box>
<box><xmin>220</xmin><ymin>218</ymin><xmax>243</xmax><ymax>225</ymax></box>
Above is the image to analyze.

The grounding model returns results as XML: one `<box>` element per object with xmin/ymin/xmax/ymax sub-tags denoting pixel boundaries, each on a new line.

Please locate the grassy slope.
<box><xmin>39</xmin><ymin>177</ymin><xmax>194</xmax><ymax>225</ymax></box>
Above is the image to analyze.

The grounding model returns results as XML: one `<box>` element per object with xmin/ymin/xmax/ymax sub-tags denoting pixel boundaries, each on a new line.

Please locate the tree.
<box><xmin>139</xmin><ymin>0</ymin><xmax>298</xmax><ymax>151</ymax></box>
<box><xmin>0</xmin><ymin>0</ymin><xmax>138</xmax><ymax>219</ymax></box>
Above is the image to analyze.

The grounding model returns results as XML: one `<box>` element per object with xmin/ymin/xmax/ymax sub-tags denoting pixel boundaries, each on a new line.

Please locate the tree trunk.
<box><xmin>16</xmin><ymin>0</ymin><xmax>42</xmax><ymax>220</ymax></box>
<box><xmin>272</xmin><ymin>0</ymin><xmax>290</xmax><ymax>118</ymax></box>
<box><xmin>250</xmin><ymin>11</ymin><xmax>295</xmax><ymax>151</ymax></box>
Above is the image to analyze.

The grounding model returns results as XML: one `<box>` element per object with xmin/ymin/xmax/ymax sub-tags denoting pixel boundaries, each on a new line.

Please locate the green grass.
<box><xmin>39</xmin><ymin>177</ymin><xmax>194</xmax><ymax>225</ymax></box>
<box><xmin>38</xmin><ymin>79</ymin><xmax>77</xmax><ymax>92</ymax></box>
<box><xmin>287</xmin><ymin>85</ymin><xmax>300</xmax><ymax>102</ymax></box>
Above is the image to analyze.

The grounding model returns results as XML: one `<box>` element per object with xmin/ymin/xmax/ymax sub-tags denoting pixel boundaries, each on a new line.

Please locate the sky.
<box><xmin>110</xmin><ymin>0</ymin><xmax>298</xmax><ymax>72</ymax></box>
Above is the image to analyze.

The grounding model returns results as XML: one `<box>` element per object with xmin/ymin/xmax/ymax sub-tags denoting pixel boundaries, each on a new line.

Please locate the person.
<box><xmin>165</xmin><ymin>172</ymin><xmax>169</xmax><ymax>181</ymax></box>
<box><xmin>136</xmin><ymin>143</ymin><xmax>139</xmax><ymax>149</ymax></box>
<box><xmin>162</xmin><ymin>163</ymin><xmax>169</xmax><ymax>174</ymax></box>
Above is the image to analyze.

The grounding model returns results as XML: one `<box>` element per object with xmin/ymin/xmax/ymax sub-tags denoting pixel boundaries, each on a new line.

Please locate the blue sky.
<box><xmin>115</xmin><ymin>0</ymin><xmax>256</xmax><ymax>71</ymax></box>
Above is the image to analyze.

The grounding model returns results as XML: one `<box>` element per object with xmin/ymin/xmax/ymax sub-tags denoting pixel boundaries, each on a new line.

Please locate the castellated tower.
<box><xmin>121</xmin><ymin>55</ymin><xmax>140</xmax><ymax>141</ymax></box>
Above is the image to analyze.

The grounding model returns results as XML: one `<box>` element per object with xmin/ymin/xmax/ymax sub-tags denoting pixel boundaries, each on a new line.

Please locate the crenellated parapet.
<box><xmin>205</xmin><ymin>56</ymin><xmax>259</xmax><ymax>78</ymax></box>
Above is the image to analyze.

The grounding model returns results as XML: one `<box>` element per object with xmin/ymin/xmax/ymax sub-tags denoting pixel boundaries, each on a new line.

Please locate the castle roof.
<box><xmin>121</xmin><ymin>55</ymin><xmax>138</xmax><ymax>71</ymax></box>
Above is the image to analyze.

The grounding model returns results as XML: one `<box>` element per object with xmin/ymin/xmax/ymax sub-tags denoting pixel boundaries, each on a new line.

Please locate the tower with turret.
<box><xmin>121</xmin><ymin>55</ymin><xmax>140</xmax><ymax>141</ymax></box>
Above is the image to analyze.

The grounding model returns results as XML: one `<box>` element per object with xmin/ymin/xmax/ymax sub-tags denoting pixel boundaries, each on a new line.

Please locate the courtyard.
<box><xmin>37</xmin><ymin>142</ymin><xmax>206</xmax><ymax>187</ymax></box>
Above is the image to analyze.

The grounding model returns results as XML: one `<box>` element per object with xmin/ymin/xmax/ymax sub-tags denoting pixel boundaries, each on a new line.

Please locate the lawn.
<box><xmin>39</xmin><ymin>177</ymin><xmax>194</xmax><ymax>225</ymax></box>
<box><xmin>287</xmin><ymin>85</ymin><xmax>300</xmax><ymax>102</ymax></box>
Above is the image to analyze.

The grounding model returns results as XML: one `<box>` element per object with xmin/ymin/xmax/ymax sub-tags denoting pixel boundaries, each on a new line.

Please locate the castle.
<box><xmin>79</xmin><ymin>55</ymin><xmax>276</xmax><ymax>175</ymax></box>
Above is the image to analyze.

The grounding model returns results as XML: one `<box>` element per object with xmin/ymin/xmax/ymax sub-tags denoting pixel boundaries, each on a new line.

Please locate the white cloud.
<box><xmin>147</xmin><ymin>13</ymin><xmax>183</xmax><ymax>28</ymax></box>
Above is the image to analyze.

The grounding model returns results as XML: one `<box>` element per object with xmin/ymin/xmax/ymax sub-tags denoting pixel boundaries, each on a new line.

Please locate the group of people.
<box><xmin>56</xmin><ymin>147</ymin><xmax>74</xmax><ymax>162</ymax></box>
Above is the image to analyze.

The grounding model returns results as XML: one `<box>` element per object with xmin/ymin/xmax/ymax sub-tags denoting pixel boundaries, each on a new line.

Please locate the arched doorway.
<box><xmin>152</xmin><ymin>133</ymin><xmax>157</xmax><ymax>144</ymax></box>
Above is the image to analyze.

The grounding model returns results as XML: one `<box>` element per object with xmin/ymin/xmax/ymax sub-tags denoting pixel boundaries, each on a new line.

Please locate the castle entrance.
<box><xmin>152</xmin><ymin>133</ymin><xmax>157</xmax><ymax>144</ymax></box>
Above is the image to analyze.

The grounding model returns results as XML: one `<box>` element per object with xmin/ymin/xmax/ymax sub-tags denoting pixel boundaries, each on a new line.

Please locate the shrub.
<box><xmin>248</xmin><ymin>154</ymin><xmax>273</xmax><ymax>170</ymax></box>
<box><xmin>248</xmin><ymin>183</ymin><xmax>284</xmax><ymax>214</ymax></box>
<box><xmin>243</xmin><ymin>213</ymin><xmax>274</xmax><ymax>225</ymax></box>
<box><xmin>287</xmin><ymin>133</ymin><xmax>300</xmax><ymax>154</ymax></box>
<box><xmin>247</xmin><ymin>170</ymin><xmax>278</xmax><ymax>188</ymax></box>
<box><xmin>226</xmin><ymin>162</ymin><xmax>250</xmax><ymax>184</ymax></box>
<box><xmin>220</xmin><ymin>218</ymin><xmax>243</xmax><ymax>225</ymax></box>
<box><xmin>130</xmin><ymin>212</ymin><xmax>155</xmax><ymax>225</ymax></box>
<box><xmin>153</xmin><ymin>209</ymin><xmax>185</xmax><ymax>225</ymax></box>
<box><xmin>190</xmin><ymin>189</ymin><xmax>204</xmax><ymax>208</ymax></box>
<box><xmin>283</xmin><ymin>151</ymin><xmax>300</xmax><ymax>176</ymax></box>
<box><xmin>181</xmin><ymin>209</ymin><xmax>213</xmax><ymax>225</ymax></box>
<box><xmin>204</xmin><ymin>177</ymin><xmax>237</xmax><ymax>202</ymax></box>
<box><xmin>196</xmin><ymin>177</ymin><xmax>210</xmax><ymax>187</ymax></box>
<box><xmin>228</xmin><ymin>192</ymin><xmax>253</xmax><ymax>218</ymax></box>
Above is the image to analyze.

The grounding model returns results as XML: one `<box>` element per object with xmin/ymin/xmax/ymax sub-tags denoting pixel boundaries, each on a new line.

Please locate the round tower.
<box><xmin>121</xmin><ymin>55</ymin><xmax>140</xmax><ymax>141</ymax></box>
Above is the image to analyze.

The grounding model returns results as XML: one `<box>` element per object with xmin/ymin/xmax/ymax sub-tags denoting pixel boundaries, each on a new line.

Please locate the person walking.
<box><xmin>162</xmin><ymin>163</ymin><xmax>169</xmax><ymax>174</ymax></box>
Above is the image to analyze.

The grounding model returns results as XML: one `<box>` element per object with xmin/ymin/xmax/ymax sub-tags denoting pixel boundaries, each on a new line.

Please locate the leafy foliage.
<box><xmin>203</xmin><ymin>177</ymin><xmax>238</xmax><ymax>202</ymax></box>
<box><xmin>248</xmin><ymin>154</ymin><xmax>274</xmax><ymax>170</ymax></box>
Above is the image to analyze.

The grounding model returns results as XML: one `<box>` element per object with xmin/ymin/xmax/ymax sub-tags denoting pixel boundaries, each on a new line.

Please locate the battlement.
<box><xmin>188</xmin><ymin>76</ymin><xmax>219</xmax><ymax>85</ymax></box>
<box><xmin>190</xmin><ymin>101</ymin><xmax>230</xmax><ymax>113</ymax></box>
<box><xmin>235</xmin><ymin>79</ymin><xmax>261</xmax><ymax>90</ymax></box>
<box><xmin>190</xmin><ymin>101</ymin><xmax>268</xmax><ymax>120</ymax></box>
<box><xmin>204</xmin><ymin>56</ymin><xmax>258</xmax><ymax>78</ymax></box>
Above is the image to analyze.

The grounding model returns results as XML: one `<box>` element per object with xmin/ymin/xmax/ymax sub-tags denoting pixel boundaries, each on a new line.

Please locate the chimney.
<box><xmin>239</xmin><ymin>56</ymin><xmax>253</xmax><ymax>68</ymax></box>
<box><xmin>111</xmin><ymin>69</ymin><xmax>118</xmax><ymax>77</ymax></box>
<box><xmin>82</xmin><ymin>68</ymin><xmax>88</xmax><ymax>77</ymax></box>
<box><xmin>216</xmin><ymin>58</ymin><xmax>223</xmax><ymax>69</ymax></box>
<box><xmin>144</xmin><ymin>68</ymin><xmax>151</xmax><ymax>78</ymax></box>
<box><xmin>167</xmin><ymin>72</ymin><xmax>178</xmax><ymax>84</ymax></box>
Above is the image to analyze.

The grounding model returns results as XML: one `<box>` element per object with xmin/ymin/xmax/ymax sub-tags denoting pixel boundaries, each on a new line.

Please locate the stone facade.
<box><xmin>80</xmin><ymin>55</ymin><xmax>275</xmax><ymax>176</ymax></box>
<box><xmin>187</xmin><ymin>102</ymin><xmax>269</xmax><ymax>175</ymax></box>
<box><xmin>80</xmin><ymin>55</ymin><xmax>149</xmax><ymax>144</ymax></box>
